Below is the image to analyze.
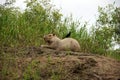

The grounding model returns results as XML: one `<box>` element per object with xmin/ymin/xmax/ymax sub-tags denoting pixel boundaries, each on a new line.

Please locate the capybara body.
<box><xmin>41</xmin><ymin>34</ymin><xmax>80</xmax><ymax>52</ymax></box>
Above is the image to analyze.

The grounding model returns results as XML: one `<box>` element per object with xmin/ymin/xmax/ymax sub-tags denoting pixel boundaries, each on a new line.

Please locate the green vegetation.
<box><xmin>0</xmin><ymin>0</ymin><xmax>120</xmax><ymax>79</ymax></box>
<box><xmin>23</xmin><ymin>60</ymin><xmax>41</xmax><ymax>80</ymax></box>
<box><xmin>0</xmin><ymin>0</ymin><xmax>119</xmax><ymax>57</ymax></box>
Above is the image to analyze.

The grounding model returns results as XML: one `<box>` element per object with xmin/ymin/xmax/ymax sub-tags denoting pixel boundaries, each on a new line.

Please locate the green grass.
<box><xmin>23</xmin><ymin>60</ymin><xmax>41</xmax><ymax>80</ymax></box>
<box><xmin>0</xmin><ymin>0</ymin><xmax>120</xmax><ymax>59</ymax></box>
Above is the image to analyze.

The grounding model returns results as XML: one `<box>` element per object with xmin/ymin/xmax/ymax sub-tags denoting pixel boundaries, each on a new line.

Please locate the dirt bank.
<box><xmin>0</xmin><ymin>47</ymin><xmax>120</xmax><ymax>80</ymax></box>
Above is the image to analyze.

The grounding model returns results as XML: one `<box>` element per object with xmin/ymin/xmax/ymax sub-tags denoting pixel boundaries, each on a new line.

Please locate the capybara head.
<box><xmin>43</xmin><ymin>33</ymin><xmax>56</xmax><ymax>44</ymax></box>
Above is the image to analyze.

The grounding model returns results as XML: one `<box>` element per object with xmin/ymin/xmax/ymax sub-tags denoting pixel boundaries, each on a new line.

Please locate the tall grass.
<box><xmin>0</xmin><ymin>0</ymin><xmax>119</xmax><ymax>60</ymax></box>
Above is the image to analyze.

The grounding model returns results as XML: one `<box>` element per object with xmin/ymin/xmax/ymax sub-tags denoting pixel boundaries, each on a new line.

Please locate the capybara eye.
<box><xmin>49</xmin><ymin>34</ymin><xmax>52</xmax><ymax>37</ymax></box>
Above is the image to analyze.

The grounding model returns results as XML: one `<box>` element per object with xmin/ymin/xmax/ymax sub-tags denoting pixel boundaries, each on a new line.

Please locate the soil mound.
<box><xmin>0</xmin><ymin>47</ymin><xmax>120</xmax><ymax>80</ymax></box>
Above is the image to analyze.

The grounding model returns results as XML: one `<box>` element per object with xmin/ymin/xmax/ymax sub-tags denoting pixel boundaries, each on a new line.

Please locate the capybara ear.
<box><xmin>53</xmin><ymin>33</ymin><xmax>56</xmax><ymax>36</ymax></box>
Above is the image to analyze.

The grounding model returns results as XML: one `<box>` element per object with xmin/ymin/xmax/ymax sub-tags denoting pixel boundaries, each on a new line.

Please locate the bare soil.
<box><xmin>0</xmin><ymin>47</ymin><xmax>120</xmax><ymax>80</ymax></box>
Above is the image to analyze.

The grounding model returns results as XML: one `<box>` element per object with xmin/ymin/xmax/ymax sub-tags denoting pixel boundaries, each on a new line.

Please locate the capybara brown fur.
<box><xmin>41</xmin><ymin>33</ymin><xmax>80</xmax><ymax>52</ymax></box>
